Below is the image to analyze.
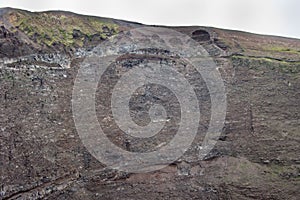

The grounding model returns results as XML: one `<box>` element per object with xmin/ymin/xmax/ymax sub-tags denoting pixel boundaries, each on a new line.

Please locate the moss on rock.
<box><xmin>8</xmin><ymin>10</ymin><xmax>119</xmax><ymax>47</ymax></box>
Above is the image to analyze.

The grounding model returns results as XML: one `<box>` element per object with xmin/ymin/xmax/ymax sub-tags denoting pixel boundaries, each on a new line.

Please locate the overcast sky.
<box><xmin>1</xmin><ymin>0</ymin><xmax>299</xmax><ymax>39</ymax></box>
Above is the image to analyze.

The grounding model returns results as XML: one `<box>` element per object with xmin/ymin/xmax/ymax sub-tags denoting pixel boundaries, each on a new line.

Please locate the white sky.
<box><xmin>1</xmin><ymin>0</ymin><xmax>299</xmax><ymax>39</ymax></box>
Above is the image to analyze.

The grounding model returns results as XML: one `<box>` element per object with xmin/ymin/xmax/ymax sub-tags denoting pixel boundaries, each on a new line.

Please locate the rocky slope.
<box><xmin>0</xmin><ymin>8</ymin><xmax>299</xmax><ymax>200</ymax></box>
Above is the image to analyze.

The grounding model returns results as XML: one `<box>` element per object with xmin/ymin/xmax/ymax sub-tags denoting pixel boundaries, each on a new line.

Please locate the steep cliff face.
<box><xmin>0</xmin><ymin>8</ymin><xmax>299</xmax><ymax>200</ymax></box>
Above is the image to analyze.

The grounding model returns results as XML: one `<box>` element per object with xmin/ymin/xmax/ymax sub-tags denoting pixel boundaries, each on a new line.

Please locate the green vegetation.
<box><xmin>231</xmin><ymin>55</ymin><xmax>300</xmax><ymax>74</ymax></box>
<box><xmin>263</xmin><ymin>46</ymin><xmax>300</xmax><ymax>55</ymax></box>
<box><xmin>9</xmin><ymin>11</ymin><xmax>119</xmax><ymax>47</ymax></box>
<box><xmin>267</xmin><ymin>164</ymin><xmax>300</xmax><ymax>181</ymax></box>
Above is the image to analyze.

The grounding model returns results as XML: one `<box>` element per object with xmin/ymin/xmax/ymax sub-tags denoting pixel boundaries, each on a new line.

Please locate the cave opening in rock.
<box><xmin>191</xmin><ymin>29</ymin><xmax>211</xmax><ymax>42</ymax></box>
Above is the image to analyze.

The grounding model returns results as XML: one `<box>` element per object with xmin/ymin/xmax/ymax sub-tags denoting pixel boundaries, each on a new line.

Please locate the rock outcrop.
<box><xmin>0</xmin><ymin>8</ymin><xmax>299</xmax><ymax>200</ymax></box>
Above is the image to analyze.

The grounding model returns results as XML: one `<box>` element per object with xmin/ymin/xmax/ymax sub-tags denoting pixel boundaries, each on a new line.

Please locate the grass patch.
<box><xmin>9</xmin><ymin>11</ymin><xmax>119</xmax><ymax>47</ymax></box>
<box><xmin>263</xmin><ymin>46</ymin><xmax>300</xmax><ymax>55</ymax></box>
<box><xmin>231</xmin><ymin>55</ymin><xmax>300</xmax><ymax>74</ymax></box>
